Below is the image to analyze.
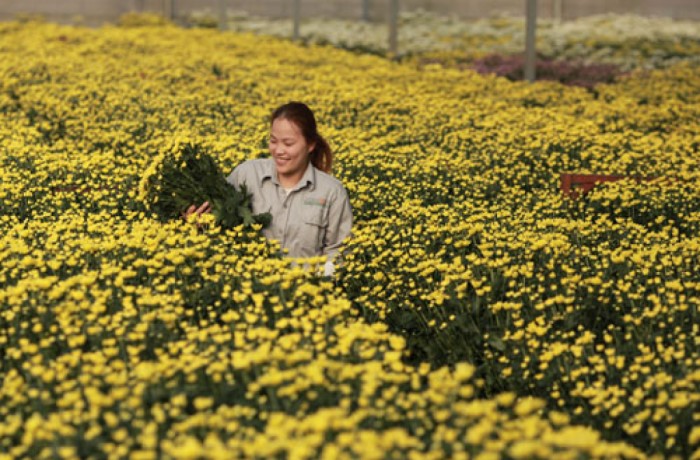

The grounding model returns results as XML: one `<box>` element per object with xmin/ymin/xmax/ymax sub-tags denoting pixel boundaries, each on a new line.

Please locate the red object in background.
<box><xmin>560</xmin><ymin>173</ymin><xmax>658</xmax><ymax>199</ymax></box>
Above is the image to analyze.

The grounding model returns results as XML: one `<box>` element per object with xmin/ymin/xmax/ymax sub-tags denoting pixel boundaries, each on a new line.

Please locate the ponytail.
<box><xmin>310</xmin><ymin>134</ymin><xmax>333</xmax><ymax>174</ymax></box>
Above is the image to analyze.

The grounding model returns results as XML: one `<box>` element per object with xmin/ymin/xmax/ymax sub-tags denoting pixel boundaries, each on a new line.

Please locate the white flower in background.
<box><xmin>186</xmin><ymin>9</ymin><xmax>700</xmax><ymax>70</ymax></box>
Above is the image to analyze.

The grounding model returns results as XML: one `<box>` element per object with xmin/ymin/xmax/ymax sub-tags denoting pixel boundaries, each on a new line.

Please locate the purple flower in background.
<box><xmin>472</xmin><ymin>54</ymin><xmax>624</xmax><ymax>89</ymax></box>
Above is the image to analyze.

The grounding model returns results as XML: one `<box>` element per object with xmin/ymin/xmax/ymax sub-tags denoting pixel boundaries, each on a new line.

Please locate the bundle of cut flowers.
<box><xmin>139</xmin><ymin>142</ymin><xmax>271</xmax><ymax>229</ymax></box>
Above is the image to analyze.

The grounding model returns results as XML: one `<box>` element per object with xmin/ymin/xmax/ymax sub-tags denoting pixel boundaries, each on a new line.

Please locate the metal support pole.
<box><xmin>293</xmin><ymin>0</ymin><xmax>301</xmax><ymax>40</ymax></box>
<box><xmin>524</xmin><ymin>0</ymin><xmax>537</xmax><ymax>83</ymax></box>
<box><xmin>388</xmin><ymin>0</ymin><xmax>399</xmax><ymax>57</ymax></box>
<box><xmin>553</xmin><ymin>0</ymin><xmax>562</xmax><ymax>22</ymax></box>
<box><xmin>163</xmin><ymin>0</ymin><xmax>175</xmax><ymax>21</ymax></box>
<box><xmin>218</xmin><ymin>0</ymin><xmax>226</xmax><ymax>30</ymax></box>
<box><xmin>362</xmin><ymin>0</ymin><xmax>370</xmax><ymax>22</ymax></box>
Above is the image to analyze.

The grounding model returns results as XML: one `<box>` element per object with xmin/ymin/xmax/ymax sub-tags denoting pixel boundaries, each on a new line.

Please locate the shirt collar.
<box><xmin>262</xmin><ymin>157</ymin><xmax>316</xmax><ymax>191</ymax></box>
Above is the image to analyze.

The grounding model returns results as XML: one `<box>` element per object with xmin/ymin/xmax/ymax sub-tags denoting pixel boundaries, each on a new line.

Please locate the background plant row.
<box><xmin>174</xmin><ymin>10</ymin><xmax>700</xmax><ymax>71</ymax></box>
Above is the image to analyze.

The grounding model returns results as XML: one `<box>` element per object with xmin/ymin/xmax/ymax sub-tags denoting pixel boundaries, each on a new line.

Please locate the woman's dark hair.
<box><xmin>271</xmin><ymin>102</ymin><xmax>333</xmax><ymax>174</ymax></box>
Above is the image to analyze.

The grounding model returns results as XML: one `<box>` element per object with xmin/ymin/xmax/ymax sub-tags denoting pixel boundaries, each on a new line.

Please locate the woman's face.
<box><xmin>269</xmin><ymin>117</ymin><xmax>314</xmax><ymax>182</ymax></box>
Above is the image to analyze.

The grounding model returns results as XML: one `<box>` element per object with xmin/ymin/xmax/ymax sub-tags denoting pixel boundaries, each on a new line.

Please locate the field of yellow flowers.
<box><xmin>1</xmin><ymin>16</ymin><xmax>699</xmax><ymax>459</ymax></box>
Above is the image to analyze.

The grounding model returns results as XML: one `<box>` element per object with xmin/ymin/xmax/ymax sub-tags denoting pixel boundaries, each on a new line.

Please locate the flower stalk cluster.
<box><xmin>140</xmin><ymin>143</ymin><xmax>271</xmax><ymax>229</ymax></box>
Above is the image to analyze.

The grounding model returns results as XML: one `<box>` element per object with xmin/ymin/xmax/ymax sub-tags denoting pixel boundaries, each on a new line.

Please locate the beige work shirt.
<box><xmin>226</xmin><ymin>158</ymin><xmax>353</xmax><ymax>260</ymax></box>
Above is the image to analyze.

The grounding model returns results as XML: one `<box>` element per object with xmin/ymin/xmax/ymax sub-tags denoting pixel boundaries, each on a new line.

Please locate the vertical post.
<box><xmin>163</xmin><ymin>0</ymin><xmax>175</xmax><ymax>21</ymax></box>
<box><xmin>553</xmin><ymin>0</ymin><xmax>562</xmax><ymax>22</ymax></box>
<box><xmin>388</xmin><ymin>0</ymin><xmax>399</xmax><ymax>57</ymax></box>
<box><xmin>524</xmin><ymin>0</ymin><xmax>537</xmax><ymax>83</ymax></box>
<box><xmin>362</xmin><ymin>0</ymin><xmax>370</xmax><ymax>21</ymax></box>
<box><xmin>218</xmin><ymin>0</ymin><xmax>226</xmax><ymax>31</ymax></box>
<box><xmin>293</xmin><ymin>0</ymin><xmax>301</xmax><ymax>40</ymax></box>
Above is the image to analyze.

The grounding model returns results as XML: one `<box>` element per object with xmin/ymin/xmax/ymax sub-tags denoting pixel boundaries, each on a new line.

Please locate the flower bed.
<box><xmin>0</xmin><ymin>19</ymin><xmax>698</xmax><ymax>458</ymax></box>
<box><xmin>469</xmin><ymin>54</ymin><xmax>623</xmax><ymax>89</ymax></box>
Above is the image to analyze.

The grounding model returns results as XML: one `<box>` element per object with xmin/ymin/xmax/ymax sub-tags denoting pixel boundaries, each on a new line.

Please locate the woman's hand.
<box><xmin>181</xmin><ymin>201</ymin><xmax>211</xmax><ymax>227</ymax></box>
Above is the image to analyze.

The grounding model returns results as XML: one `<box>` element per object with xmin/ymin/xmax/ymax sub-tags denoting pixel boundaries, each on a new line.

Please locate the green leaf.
<box><xmin>488</xmin><ymin>336</ymin><xmax>506</xmax><ymax>352</ymax></box>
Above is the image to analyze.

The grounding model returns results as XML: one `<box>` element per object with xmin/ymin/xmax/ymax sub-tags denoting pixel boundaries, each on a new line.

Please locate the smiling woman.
<box><xmin>186</xmin><ymin>102</ymin><xmax>353</xmax><ymax>275</ymax></box>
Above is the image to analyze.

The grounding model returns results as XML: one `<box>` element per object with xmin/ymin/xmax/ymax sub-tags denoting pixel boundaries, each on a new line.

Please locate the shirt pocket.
<box><xmin>302</xmin><ymin>206</ymin><xmax>328</xmax><ymax>253</ymax></box>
